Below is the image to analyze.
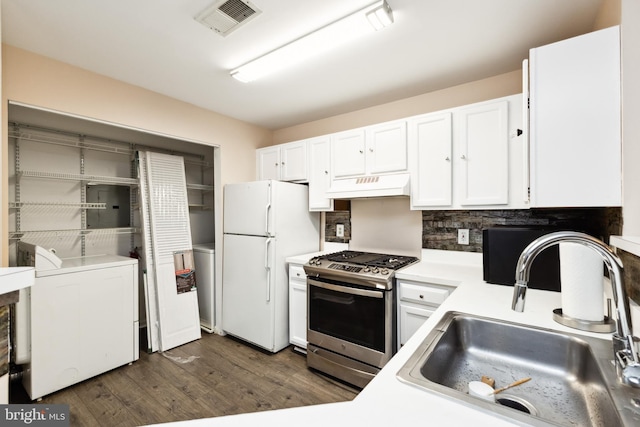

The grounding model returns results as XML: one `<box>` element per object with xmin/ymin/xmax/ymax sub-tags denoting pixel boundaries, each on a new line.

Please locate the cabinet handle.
<box><xmin>461</xmin><ymin>154</ymin><xmax>466</xmax><ymax>160</ymax></box>
<box><xmin>274</xmin><ymin>163</ymin><xmax>279</xmax><ymax>167</ymax></box>
<box><xmin>359</xmin><ymin>150</ymin><xmax>364</xmax><ymax>154</ymax></box>
<box><xmin>419</xmin><ymin>295</ymin><xmax>424</xmax><ymax>299</ymax></box>
<box><xmin>281</xmin><ymin>162</ymin><xmax>285</xmax><ymax>166</ymax></box>
<box><xmin>324</xmin><ymin>170</ymin><xmax>328</xmax><ymax>174</ymax></box>
<box><xmin>445</xmin><ymin>157</ymin><xmax>450</xmax><ymax>161</ymax></box>
<box><xmin>369</xmin><ymin>148</ymin><xmax>374</xmax><ymax>153</ymax></box>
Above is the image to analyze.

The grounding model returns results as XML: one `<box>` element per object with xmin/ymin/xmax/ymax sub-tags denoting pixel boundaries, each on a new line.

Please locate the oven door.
<box><xmin>307</xmin><ymin>277</ymin><xmax>395</xmax><ymax>368</ymax></box>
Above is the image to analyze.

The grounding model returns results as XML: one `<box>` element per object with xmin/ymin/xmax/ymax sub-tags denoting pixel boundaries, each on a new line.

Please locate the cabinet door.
<box><xmin>308</xmin><ymin>137</ymin><xmax>333</xmax><ymax>211</ymax></box>
<box><xmin>408</xmin><ymin>112</ymin><xmax>453</xmax><ymax>208</ymax></box>
<box><xmin>280</xmin><ymin>141</ymin><xmax>307</xmax><ymax>182</ymax></box>
<box><xmin>257</xmin><ymin>146</ymin><xmax>280</xmax><ymax>180</ymax></box>
<box><xmin>529</xmin><ymin>26</ymin><xmax>621</xmax><ymax>207</ymax></box>
<box><xmin>457</xmin><ymin>100</ymin><xmax>509</xmax><ymax>206</ymax></box>
<box><xmin>331</xmin><ymin>129</ymin><xmax>366</xmax><ymax>178</ymax></box>
<box><xmin>399</xmin><ymin>304</ymin><xmax>434</xmax><ymax>346</ymax></box>
<box><xmin>366</xmin><ymin>120</ymin><xmax>408</xmax><ymax>175</ymax></box>
<box><xmin>289</xmin><ymin>265</ymin><xmax>308</xmax><ymax>349</ymax></box>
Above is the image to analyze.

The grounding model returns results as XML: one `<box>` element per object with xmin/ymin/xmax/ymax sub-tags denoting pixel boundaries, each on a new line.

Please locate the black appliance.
<box><xmin>483</xmin><ymin>227</ymin><xmax>561</xmax><ymax>292</ymax></box>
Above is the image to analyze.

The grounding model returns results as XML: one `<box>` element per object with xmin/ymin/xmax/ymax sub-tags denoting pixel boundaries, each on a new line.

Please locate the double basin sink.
<box><xmin>397</xmin><ymin>311</ymin><xmax>640</xmax><ymax>426</ymax></box>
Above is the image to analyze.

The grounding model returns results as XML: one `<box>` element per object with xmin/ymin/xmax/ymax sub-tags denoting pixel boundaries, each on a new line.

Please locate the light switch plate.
<box><xmin>336</xmin><ymin>224</ymin><xmax>344</xmax><ymax>238</ymax></box>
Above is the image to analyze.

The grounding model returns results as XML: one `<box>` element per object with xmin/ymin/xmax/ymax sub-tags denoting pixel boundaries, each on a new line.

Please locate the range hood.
<box><xmin>326</xmin><ymin>173</ymin><xmax>411</xmax><ymax>199</ymax></box>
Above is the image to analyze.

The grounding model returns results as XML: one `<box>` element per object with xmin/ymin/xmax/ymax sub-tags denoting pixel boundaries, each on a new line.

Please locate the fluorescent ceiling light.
<box><xmin>230</xmin><ymin>0</ymin><xmax>394</xmax><ymax>83</ymax></box>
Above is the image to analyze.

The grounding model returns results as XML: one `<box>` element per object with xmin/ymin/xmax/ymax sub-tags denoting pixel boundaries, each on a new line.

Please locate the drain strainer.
<box><xmin>496</xmin><ymin>394</ymin><xmax>538</xmax><ymax>417</ymax></box>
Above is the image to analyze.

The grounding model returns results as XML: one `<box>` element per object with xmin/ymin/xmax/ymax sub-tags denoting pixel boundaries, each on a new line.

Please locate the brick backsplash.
<box><xmin>421</xmin><ymin>207</ymin><xmax>622</xmax><ymax>252</ymax></box>
<box><xmin>325</xmin><ymin>206</ymin><xmax>640</xmax><ymax>302</ymax></box>
<box><xmin>327</xmin><ymin>207</ymin><xmax>621</xmax><ymax>251</ymax></box>
<box><xmin>325</xmin><ymin>210</ymin><xmax>351</xmax><ymax>244</ymax></box>
<box><xmin>619</xmin><ymin>249</ymin><xmax>640</xmax><ymax>305</ymax></box>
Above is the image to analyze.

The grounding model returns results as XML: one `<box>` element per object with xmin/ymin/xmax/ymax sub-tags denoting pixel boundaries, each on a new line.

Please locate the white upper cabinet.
<box><xmin>409</xmin><ymin>94</ymin><xmax>525</xmax><ymax>210</ymax></box>
<box><xmin>256</xmin><ymin>146</ymin><xmax>280</xmax><ymax>181</ymax></box>
<box><xmin>457</xmin><ymin>100</ymin><xmax>509</xmax><ymax>206</ymax></box>
<box><xmin>256</xmin><ymin>140</ymin><xmax>308</xmax><ymax>182</ymax></box>
<box><xmin>408</xmin><ymin>112</ymin><xmax>453</xmax><ymax>207</ymax></box>
<box><xmin>365</xmin><ymin>120</ymin><xmax>408</xmax><ymax>175</ymax></box>
<box><xmin>281</xmin><ymin>141</ymin><xmax>308</xmax><ymax>181</ymax></box>
<box><xmin>331</xmin><ymin>129</ymin><xmax>366</xmax><ymax>178</ymax></box>
<box><xmin>307</xmin><ymin>136</ymin><xmax>334</xmax><ymax>211</ymax></box>
<box><xmin>332</xmin><ymin>120</ymin><xmax>407</xmax><ymax>179</ymax></box>
<box><xmin>529</xmin><ymin>26</ymin><xmax>621</xmax><ymax>207</ymax></box>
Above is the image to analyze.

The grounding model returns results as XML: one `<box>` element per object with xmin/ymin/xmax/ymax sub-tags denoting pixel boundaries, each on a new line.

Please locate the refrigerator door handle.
<box><xmin>265</xmin><ymin>238</ymin><xmax>273</xmax><ymax>302</ymax></box>
<box><xmin>265</xmin><ymin>202</ymin><xmax>272</xmax><ymax>236</ymax></box>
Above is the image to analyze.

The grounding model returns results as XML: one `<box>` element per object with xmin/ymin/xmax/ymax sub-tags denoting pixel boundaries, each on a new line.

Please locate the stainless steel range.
<box><xmin>304</xmin><ymin>250</ymin><xmax>419</xmax><ymax>388</ymax></box>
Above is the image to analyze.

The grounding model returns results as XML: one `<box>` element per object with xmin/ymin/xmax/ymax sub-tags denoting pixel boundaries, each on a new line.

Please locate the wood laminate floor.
<box><xmin>10</xmin><ymin>333</ymin><xmax>358</xmax><ymax>426</ymax></box>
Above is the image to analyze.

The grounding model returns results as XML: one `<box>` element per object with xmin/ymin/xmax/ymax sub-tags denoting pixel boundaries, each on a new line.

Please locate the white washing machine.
<box><xmin>192</xmin><ymin>243</ymin><xmax>215</xmax><ymax>333</ymax></box>
<box><xmin>15</xmin><ymin>243</ymin><xmax>139</xmax><ymax>400</ymax></box>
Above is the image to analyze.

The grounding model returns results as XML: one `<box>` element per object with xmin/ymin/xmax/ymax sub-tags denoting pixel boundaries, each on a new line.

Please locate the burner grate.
<box><xmin>320</xmin><ymin>250</ymin><xmax>418</xmax><ymax>270</ymax></box>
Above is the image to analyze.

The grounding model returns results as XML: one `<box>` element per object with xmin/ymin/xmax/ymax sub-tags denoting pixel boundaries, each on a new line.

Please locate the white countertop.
<box><xmin>395</xmin><ymin>248</ymin><xmax>482</xmax><ymax>285</ymax></box>
<box><xmin>611</xmin><ymin>235</ymin><xmax>640</xmax><ymax>257</ymax></box>
<box><xmin>0</xmin><ymin>267</ymin><xmax>35</xmax><ymax>295</ymax></box>
<box><xmin>285</xmin><ymin>242</ymin><xmax>348</xmax><ymax>265</ymax></box>
<box><xmin>160</xmin><ymin>249</ymin><xmax>625</xmax><ymax>427</ymax></box>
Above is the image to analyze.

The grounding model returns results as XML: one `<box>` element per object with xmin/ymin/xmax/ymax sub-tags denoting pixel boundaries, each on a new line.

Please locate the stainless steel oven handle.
<box><xmin>308</xmin><ymin>278</ymin><xmax>383</xmax><ymax>299</ymax></box>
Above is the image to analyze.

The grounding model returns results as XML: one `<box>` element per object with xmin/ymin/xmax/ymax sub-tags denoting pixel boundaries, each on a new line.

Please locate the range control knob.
<box><xmin>381</xmin><ymin>269</ymin><xmax>389</xmax><ymax>275</ymax></box>
<box><xmin>363</xmin><ymin>266</ymin><xmax>371</xmax><ymax>273</ymax></box>
<box><xmin>371</xmin><ymin>267</ymin><xmax>380</xmax><ymax>274</ymax></box>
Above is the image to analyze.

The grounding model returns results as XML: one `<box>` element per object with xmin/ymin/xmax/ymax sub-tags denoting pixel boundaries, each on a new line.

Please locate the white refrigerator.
<box><xmin>222</xmin><ymin>180</ymin><xmax>320</xmax><ymax>352</ymax></box>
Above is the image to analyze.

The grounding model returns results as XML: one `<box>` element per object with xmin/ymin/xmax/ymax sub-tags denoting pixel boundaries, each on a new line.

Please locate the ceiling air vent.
<box><xmin>195</xmin><ymin>0</ymin><xmax>262</xmax><ymax>37</ymax></box>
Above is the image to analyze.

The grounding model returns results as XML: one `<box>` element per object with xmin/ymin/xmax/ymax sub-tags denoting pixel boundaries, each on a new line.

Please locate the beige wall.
<box><xmin>272</xmin><ymin>70</ymin><xmax>522</xmax><ymax>144</ymax></box>
<box><xmin>595</xmin><ymin>0</ymin><xmax>621</xmax><ymax>30</ymax></box>
<box><xmin>1</xmin><ymin>45</ymin><xmax>271</xmax><ymax>264</ymax></box>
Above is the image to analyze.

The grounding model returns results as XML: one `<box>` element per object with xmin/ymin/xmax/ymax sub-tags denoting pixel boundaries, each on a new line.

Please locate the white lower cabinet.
<box><xmin>288</xmin><ymin>263</ymin><xmax>308</xmax><ymax>350</ymax></box>
<box><xmin>397</xmin><ymin>279</ymin><xmax>454</xmax><ymax>346</ymax></box>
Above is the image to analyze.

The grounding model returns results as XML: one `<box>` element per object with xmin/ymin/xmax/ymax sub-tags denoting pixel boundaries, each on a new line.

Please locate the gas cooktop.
<box><xmin>304</xmin><ymin>250</ymin><xmax>419</xmax><ymax>289</ymax></box>
<box><xmin>320</xmin><ymin>250</ymin><xmax>419</xmax><ymax>270</ymax></box>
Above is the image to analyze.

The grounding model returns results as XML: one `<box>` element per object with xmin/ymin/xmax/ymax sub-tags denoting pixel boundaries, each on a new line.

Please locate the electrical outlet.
<box><xmin>458</xmin><ymin>229</ymin><xmax>469</xmax><ymax>245</ymax></box>
<box><xmin>336</xmin><ymin>224</ymin><xmax>344</xmax><ymax>238</ymax></box>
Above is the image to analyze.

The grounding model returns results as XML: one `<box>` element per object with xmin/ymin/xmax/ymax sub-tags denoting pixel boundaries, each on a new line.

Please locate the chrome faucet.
<box><xmin>511</xmin><ymin>231</ymin><xmax>640</xmax><ymax>388</ymax></box>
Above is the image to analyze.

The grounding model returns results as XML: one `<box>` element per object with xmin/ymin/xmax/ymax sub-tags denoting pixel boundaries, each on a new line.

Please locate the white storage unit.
<box><xmin>408</xmin><ymin>94</ymin><xmax>526</xmax><ymax>210</ymax></box>
<box><xmin>0</xmin><ymin>267</ymin><xmax>34</xmax><ymax>404</ymax></box>
<box><xmin>16</xmin><ymin>246</ymin><xmax>138</xmax><ymax>400</ymax></box>
<box><xmin>256</xmin><ymin>140</ymin><xmax>308</xmax><ymax>182</ymax></box>
<box><xmin>331</xmin><ymin>120</ymin><xmax>408</xmax><ymax>179</ymax></box>
<box><xmin>397</xmin><ymin>279</ymin><xmax>454</xmax><ymax>347</ymax></box>
<box><xmin>307</xmin><ymin>136</ymin><xmax>333</xmax><ymax>212</ymax></box>
<box><xmin>528</xmin><ymin>26</ymin><xmax>621</xmax><ymax>207</ymax></box>
<box><xmin>192</xmin><ymin>243</ymin><xmax>215</xmax><ymax>333</ymax></box>
<box><xmin>288</xmin><ymin>262</ymin><xmax>308</xmax><ymax>351</ymax></box>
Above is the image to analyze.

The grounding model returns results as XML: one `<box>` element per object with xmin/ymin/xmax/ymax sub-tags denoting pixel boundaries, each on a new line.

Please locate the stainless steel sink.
<box><xmin>397</xmin><ymin>311</ymin><xmax>640</xmax><ymax>426</ymax></box>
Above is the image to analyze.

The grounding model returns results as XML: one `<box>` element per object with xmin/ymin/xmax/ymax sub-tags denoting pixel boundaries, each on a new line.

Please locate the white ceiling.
<box><xmin>1</xmin><ymin>0</ymin><xmax>605</xmax><ymax>130</ymax></box>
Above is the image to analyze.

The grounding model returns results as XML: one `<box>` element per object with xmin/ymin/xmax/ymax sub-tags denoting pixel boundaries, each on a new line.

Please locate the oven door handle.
<box><xmin>308</xmin><ymin>278</ymin><xmax>383</xmax><ymax>299</ymax></box>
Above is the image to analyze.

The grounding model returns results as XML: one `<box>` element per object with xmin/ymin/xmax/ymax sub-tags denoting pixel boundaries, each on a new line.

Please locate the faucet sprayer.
<box><xmin>511</xmin><ymin>231</ymin><xmax>640</xmax><ymax>388</ymax></box>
